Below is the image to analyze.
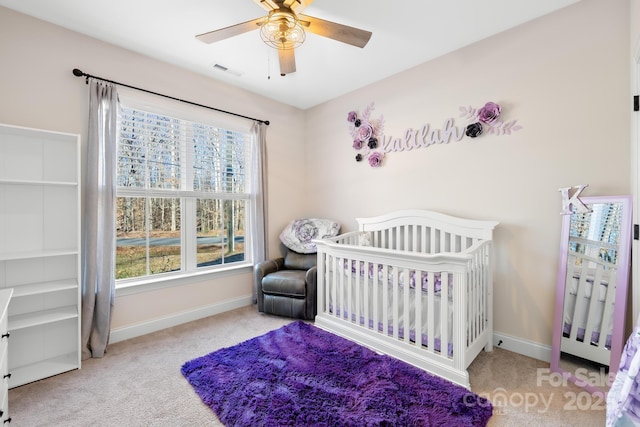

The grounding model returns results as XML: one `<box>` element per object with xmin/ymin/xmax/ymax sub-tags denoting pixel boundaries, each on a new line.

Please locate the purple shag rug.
<box><xmin>181</xmin><ymin>321</ymin><xmax>492</xmax><ymax>426</ymax></box>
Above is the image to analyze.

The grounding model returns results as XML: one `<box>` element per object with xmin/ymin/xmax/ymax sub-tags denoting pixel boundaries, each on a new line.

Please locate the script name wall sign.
<box><xmin>347</xmin><ymin>102</ymin><xmax>522</xmax><ymax>167</ymax></box>
<box><xmin>380</xmin><ymin>117</ymin><xmax>464</xmax><ymax>153</ymax></box>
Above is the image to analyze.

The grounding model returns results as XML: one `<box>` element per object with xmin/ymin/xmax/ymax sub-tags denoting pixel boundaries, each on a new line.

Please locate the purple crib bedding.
<box><xmin>607</xmin><ymin>319</ymin><xmax>640</xmax><ymax>426</ymax></box>
<box><xmin>329</xmin><ymin>307</ymin><xmax>454</xmax><ymax>357</ymax></box>
<box><xmin>343</xmin><ymin>259</ymin><xmax>453</xmax><ymax>294</ymax></box>
<box><xmin>563</xmin><ymin>322</ymin><xmax>612</xmax><ymax>349</ymax></box>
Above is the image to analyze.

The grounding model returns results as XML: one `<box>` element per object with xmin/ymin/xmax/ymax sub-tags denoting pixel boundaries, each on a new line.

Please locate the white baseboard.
<box><xmin>109</xmin><ymin>302</ymin><xmax>553</xmax><ymax>365</ymax></box>
<box><xmin>109</xmin><ymin>296</ymin><xmax>253</xmax><ymax>344</ymax></box>
<box><xmin>493</xmin><ymin>331</ymin><xmax>551</xmax><ymax>363</ymax></box>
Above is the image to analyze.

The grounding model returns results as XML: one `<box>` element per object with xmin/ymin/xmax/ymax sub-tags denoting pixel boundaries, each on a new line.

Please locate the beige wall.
<box><xmin>0</xmin><ymin>7</ymin><xmax>307</xmax><ymax>331</ymax></box>
<box><xmin>0</xmin><ymin>0</ymin><xmax>633</xmax><ymax>350</ymax></box>
<box><xmin>305</xmin><ymin>0</ymin><xmax>631</xmax><ymax>347</ymax></box>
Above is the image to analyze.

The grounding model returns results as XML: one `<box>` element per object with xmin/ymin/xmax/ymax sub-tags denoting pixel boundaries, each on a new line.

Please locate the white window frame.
<box><xmin>115</xmin><ymin>89</ymin><xmax>255</xmax><ymax>294</ymax></box>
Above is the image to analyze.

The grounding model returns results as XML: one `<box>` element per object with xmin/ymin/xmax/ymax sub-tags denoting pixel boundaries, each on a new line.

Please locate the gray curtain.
<box><xmin>250</xmin><ymin>122</ymin><xmax>268</xmax><ymax>303</ymax></box>
<box><xmin>81</xmin><ymin>79</ymin><xmax>118</xmax><ymax>359</ymax></box>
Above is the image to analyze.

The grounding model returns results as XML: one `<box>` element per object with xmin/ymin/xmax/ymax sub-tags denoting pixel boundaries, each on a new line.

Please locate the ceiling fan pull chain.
<box><xmin>267</xmin><ymin>47</ymin><xmax>271</xmax><ymax>80</ymax></box>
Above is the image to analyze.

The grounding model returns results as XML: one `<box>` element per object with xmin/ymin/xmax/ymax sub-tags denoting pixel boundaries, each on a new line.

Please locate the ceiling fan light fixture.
<box><xmin>260</xmin><ymin>9</ymin><xmax>305</xmax><ymax>50</ymax></box>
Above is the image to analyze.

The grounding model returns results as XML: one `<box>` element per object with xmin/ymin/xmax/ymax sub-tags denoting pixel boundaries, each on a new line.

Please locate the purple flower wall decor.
<box><xmin>459</xmin><ymin>101</ymin><xmax>522</xmax><ymax>137</ymax></box>
<box><xmin>368</xmin><ymin>151</ymin><xmax>383</xmax><ymax>167</ymax></box>
<box><xmin>477</xmin><ymin>102</ymin><xmax>501</xmax><ymax>124</ymax></box>
<box><xmin>348</xmin><ymin>102</ymin><xmax>385</xmax><ymax>167</ymax></box>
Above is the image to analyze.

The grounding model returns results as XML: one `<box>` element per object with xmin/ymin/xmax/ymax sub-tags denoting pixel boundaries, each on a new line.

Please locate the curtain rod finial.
<box><xmin>72</xmin><ymin>68</ymin><xmax>84</xmax><ymax>77</ymax></box>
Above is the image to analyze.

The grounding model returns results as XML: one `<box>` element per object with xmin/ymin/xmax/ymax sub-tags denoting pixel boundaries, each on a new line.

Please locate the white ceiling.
<box><xmin>0</xmin><ymin>0</ymin><xmax>580</xmax><ymax>109</ymax></box>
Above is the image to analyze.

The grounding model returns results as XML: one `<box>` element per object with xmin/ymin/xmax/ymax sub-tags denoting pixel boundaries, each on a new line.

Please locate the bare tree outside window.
<box><xmin>115</xmin><ymin>106</ymin><xmax>252</xmax><ymax>281</ymax></box>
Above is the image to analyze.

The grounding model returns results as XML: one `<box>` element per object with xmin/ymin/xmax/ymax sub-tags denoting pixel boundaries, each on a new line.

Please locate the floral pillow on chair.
<box><xmin>280</xmin><ymin>218</ymin><xmax>341</xmax><ymax>254</ymax></box>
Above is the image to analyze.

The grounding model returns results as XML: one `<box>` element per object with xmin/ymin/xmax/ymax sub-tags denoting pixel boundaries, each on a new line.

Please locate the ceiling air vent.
<box><xmin>213</xmin><ymin>63</ymin><xmax>242</xmax><ymax>77</ymax></box>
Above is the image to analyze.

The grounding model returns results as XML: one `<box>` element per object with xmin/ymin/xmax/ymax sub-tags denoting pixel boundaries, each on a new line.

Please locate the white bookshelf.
<box><xmin>0</xmin><ymin>123</ymin><xmax>81</xmax><ymax>388</ymax></box>
<box><xmin>0</xmin><ymin>288</ymin><xmax>12</xmax><ymax>423</ymax></box>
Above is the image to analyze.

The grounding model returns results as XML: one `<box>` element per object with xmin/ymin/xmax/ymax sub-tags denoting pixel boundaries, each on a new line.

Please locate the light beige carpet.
<box><xmin>9</xmin><ymin>306</ymin><xmax>605</xmax><ymax>426</ymax></box>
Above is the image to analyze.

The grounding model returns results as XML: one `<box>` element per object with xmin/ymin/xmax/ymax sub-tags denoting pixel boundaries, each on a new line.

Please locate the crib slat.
<box><xmin>440</xmin><ymin>271</ymin><xmax>449</xmax><ymax>357</ymax></box>
<box><xmin>476</xmin><ymin>249</ymin><xmax>484</xmax><ymax>339</ymax></box>
<box><xmin>467</xmin><ymin>256</ymin><xmax>473</xmax><ymax>345</ymax></box>
<box><xmin>431</xmin><ymin>229</ymin><xmax>437</xmax><ymax>254</ymax></box>
<box><xmin>427</xmin><ymin>271</ymin><xmax>435</xmax><ymax>353</ymax></box>
<box><xmin>441</xmin><ymin>231</ymin><xmax>448</xmax><ymax>253</ymax></box>
<box><xmin>392</xmin><ymin>267</ymin><xmax>399</xmax><ymax>339</ymax></box>
<box><xmin>330</xmin><ymin>254</ymin><xmax>335</xmax><ymax>317</ymax></box>
<box><xmin>564</xmin><ymin>253</ymin><xmax>578</xmax><ymax>339</ymax></box>
<box><xmin>403</xmin><ymin>268</ymin><xmax>410</xmax><ymax>343</ymax></box>
<box><xmin>373</xmin><ymin>262</ymin><xmax>379</xmax><ymax>334</ymax></box>
<box><xmin>332</xmin><ymin>255</ymin><xmax>338</xmax><ymax>319</ymax></box>
<box><xmin>599</xmin><ymin>267</ymin><xmax>617</xmax><ymax>351</ymax></box>
<box><xmin>352</xmin><ymin>258</ymin><xmax>358</xmax><ymax>324</ymax></box>
<box><xmin>483</xmin><ymin>245</ymin><xmax>490</xmax><ymax>337</ymax></box>
<box><xmin>322</xmin><ymin>253</ymin><xmax>327</xmax><ymax>314</ymax></box>
<box><xmin>415</xmin><ymin>270</ymin><xmax>423</xmax><ymax>347</ymax></box>
<box><xmin>583</xmin><ymin>263</ymin><xmax>604</xmax><ymax>347</ymax></box>
<box><xmin>404</xmin><ymin>225</ymin><xmax>410</xmax><ymax>251</ymax></box>
<box><xmin>354</xmin><ymin>259</ymin><xmax>361</xmax><ymax>326</ymax></box>
<box><xmin>363</xmin><ymin>261</ymin><xmax>370</xmax><ymax>330</ymax></box>
<box><xmin>569</xmin><ymin>255</ymin><xmax>590</xmax><ymax>342</ymax></box>
<box><xmin>412</xmin><ymin>225</ymin><xmax>418</xmax><ymax>253</ymax></box>
<box><xmin>473</xmin><ymin>250</ymin><xmax>482</xmax><ymax>342</ymax></box>
<box><xmin>477</xmin><ymin>256</ymin><xmax>483</xmax><ymax>341</ymax></box>
<box><xmin>340</xmin><ymin>257</ymin><xmax>347</xmax><ymax>320</ymax></box>
<box><xmin>382</xmin><ymin>264</ymin><xmax>389</xmax><ymax>335</ymax></box>
<box><xmin>330</xmin><ymin>255</ymin><xmax>337</xmax><ymax>317</ymax></box>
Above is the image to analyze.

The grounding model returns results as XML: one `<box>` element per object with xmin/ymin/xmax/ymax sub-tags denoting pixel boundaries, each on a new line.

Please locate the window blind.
<box><xmin>118</xmin><ymin>106</ymin><xmax>248</xmax><ymax>194</ymax></box>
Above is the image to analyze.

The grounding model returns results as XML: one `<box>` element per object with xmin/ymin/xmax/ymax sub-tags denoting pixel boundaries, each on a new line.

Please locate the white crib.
<box><xmin>314</xmin><ymin>210</ymin><xmax>498</xmax><ymax>389</ymax></box>
<box><xmin>561</xmin><ymin>236</ymin><xmax>617</xmax><ymax>366</ymax></box>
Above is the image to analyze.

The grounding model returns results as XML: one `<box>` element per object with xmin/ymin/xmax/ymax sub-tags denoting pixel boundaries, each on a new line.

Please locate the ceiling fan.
<box><xmin>196</xmin><ymin>0</ymin><xmax>372</xmax><ymax>76</ymax></box>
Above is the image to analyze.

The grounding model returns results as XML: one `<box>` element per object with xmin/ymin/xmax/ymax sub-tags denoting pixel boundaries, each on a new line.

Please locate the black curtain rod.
<box><xmin>72</xmin><ymin>68</ymin><xmax>269</xmax><ymax>126</ymax></box>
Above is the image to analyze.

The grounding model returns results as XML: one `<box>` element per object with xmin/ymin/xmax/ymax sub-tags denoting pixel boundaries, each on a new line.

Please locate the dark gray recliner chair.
<box><xmin>254</xmin><ymin>249</ymin><xmax>317</xmax><ymax>320</ymax></box>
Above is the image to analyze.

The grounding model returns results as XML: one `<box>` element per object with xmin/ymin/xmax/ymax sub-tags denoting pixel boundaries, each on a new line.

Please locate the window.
<box><xmin>115</xmin><ymin>102</ymin><xmax>253</xmax><ymax>284</ymax></box>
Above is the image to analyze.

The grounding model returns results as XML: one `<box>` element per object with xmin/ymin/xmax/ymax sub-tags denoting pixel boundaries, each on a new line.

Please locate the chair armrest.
<box><xmin>306</xmin><ymin>266</ymin><xmax>317</xmax><ymax>287</ymax></box>
<box><xmin>255</xmin><ymin>258</ymin><xmax>285</xmax><ymax>311</ymax></box>
<box><xmin>255</xmin><ymin>257</ymin><xmax>285</xmax><ymax>278</ymax></box>
<box><xmin>305</xmin><ymin>266</ymin><xmax>318</xmax><ymax>319</ymax></box>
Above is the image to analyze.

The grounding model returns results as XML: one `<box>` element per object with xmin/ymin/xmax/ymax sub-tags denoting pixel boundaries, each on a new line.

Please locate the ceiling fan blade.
<box><xmin>252</xmin><ymin>0</ymin><xmax>279</xmax><ymax>11</ymax></box>
<box><xmin>278</xmin><ymin>48</ymin><xmax>296</xmax><ymax>76</ymax></box>
<box><xmin>299</xmin><ymin>14</ymin><xmax>372</xmax><ymax>48</ymax></box>
<box><xmin>196</xmin><ymin>17</ymin><xmax>264</xmax><ymax>44</ymax></box>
